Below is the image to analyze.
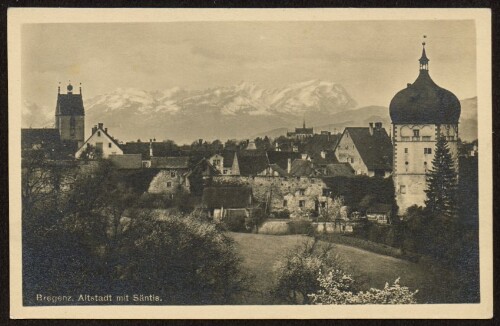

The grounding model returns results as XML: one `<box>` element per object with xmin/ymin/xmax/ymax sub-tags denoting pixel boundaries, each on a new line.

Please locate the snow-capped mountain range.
<box><xmin>83</xmin><ymin>80</ymin><xmax>357</xmax><ymax>144</ymax></box>
<box><xmin>23</xmin><ymin>80</ymin><xmax>477</xmax><ymax>144</ymax></box>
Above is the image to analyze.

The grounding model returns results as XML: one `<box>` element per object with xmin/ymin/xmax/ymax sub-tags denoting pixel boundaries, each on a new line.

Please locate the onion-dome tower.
<box><xmin>390</xmin><ymin>39</ymin><xmax>461</xmax><ymax>214</ymax></box>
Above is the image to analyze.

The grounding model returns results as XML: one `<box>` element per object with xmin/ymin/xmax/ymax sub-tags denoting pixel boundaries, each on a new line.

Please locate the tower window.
<box><xmin>404</xmin><ymin>148</ymin><xmax>408</xmax><ymax>153</ymax></box>
<box><xmin>283</xmin><ymin>200</ymin><xmax>288</xmax><ymax>207</ymax></box>
<box><xmin>413</xmin><ymin>130</ymin><xmax>420</xmax><ymax>137</ymax></box>
<box><xmin>400</xmin><ymin>185</ymin><xmax>406</xmax><ymax>194</ymax></box>
<box><xmin>167</xmin><ymin>182</ymin><xmax>172</xmax><ymax>188</ymax></box>
<box><xmin>299</xmin><ymin>200</ymin><xmax>306</xmax><ymax>208</ymax></box>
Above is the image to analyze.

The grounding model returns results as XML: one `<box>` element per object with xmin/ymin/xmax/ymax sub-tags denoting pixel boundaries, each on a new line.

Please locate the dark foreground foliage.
<box><xmin>22</xmin><ymin>155</ymin><xmax>248</xmax><ymax>305</ymax></box>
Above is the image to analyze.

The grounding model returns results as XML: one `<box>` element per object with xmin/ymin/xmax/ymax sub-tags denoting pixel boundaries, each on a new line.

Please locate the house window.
<box><xmin>321</xmin><ymin>202</ymin><xmax>326</xmax><ymax>208</ymax></box>
<box><xmin>413</xmin><ymin>129</ymin><xmax>420</xmax><ymax>137</ymax></box>
<box><xmin>170</xmin><ymin>171</ymin><xmax>176</xmax><ymax>177</ymax></box>
<box><xmin>108</xmin><ymin>142</ymin><xmax>112</xmax><ymax>148</ymax></box>
<box><xmin>97</xmin><ymin>131</ymin><xmax>101</xmax><ymax>137</ymax></box>
<box><xmin>213</xmin><ymin>159</ymin><xmax>220</xmax><ymax>165</ymax></box>
<box><xmin>424</xmin><ymin>148</ymin><xmax>432</xmax><ymax>154</ymax></box>
<box><xmin>404</xmin><ymin>148</ymin><xmax>408</xmax><ymax>153</ymax></box>
<box><xmin>167</xmin><ymin>182</ymin><xmax>172</xmax><ymax>188</ymax></box>
<box><xmin>283</xmin><ymin>200</ymin><xmax>287</xmax><ymax>207</ymax></box>
<box><xmin>299</xmin><ymin>200</ymin><xmax>306</xmax><ymax>208</ymax></box>
<box><xmin>223</xmin><ymin>169</ymin><xmax>228</xmax><ymax>174</ymax></box>
<box><xmin>400</xmin><ymin>185</ymin><xmax>406</xmax><ymax>194</ymax></box>
<box><xmin>299</xmin><ymin>189</ymin><xmax>305</xmax><ymax>196</ymax></box>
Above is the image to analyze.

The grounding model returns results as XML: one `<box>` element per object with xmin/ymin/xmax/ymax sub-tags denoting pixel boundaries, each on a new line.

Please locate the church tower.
<box><xmin>55</xmin><ymin>82</ymin><xmax>85</xmax><ymax>149</ymax></box>
<box><xmin>389</xmin><ymin>40</ymin><xmax>461</xmax><ymax>214</ymax></box>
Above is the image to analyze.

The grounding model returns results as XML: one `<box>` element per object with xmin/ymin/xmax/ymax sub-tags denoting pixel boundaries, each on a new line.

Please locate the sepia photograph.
<box><xmin>8</xmin><ymin>8</ymin><xmax>492</xmax><ymax>319</ymax></box>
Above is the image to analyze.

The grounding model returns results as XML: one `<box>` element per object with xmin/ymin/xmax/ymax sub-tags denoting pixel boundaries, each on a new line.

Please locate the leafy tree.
<box><xmin>272</xmin><ymin>239</ymin><xmax>345</xmax><ymax>304</ymax></box>
<box><xmin>112</xmin><ymin>212</ymin><xmax>249</xmax><ymax>304</ymax></box>
<box><xmin>424</xmin><ymin>134</ymin><xmax>458</xmax><ymax>218</ymax></box>
<box><xmin>309</xmin><ymin>274</ymin><xmax>418</xmax><ymax>304</ymax></box>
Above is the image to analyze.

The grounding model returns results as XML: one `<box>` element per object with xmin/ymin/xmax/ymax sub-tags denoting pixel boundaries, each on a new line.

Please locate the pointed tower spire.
<box><xmin>303</xmin><ymin>117</ymin><xmax>306</xmax><ymax>129</ymax></box>
<box><xmin>419</xmin><ymin>35</ymin><xmax>429</xmax><ymax>71</ymax></box>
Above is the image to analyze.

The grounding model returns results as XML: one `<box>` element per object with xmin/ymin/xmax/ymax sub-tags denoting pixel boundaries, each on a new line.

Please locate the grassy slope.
<box><xmin>230</xmin><ymin>232</ymin><xmax>462</xmax><ymax>305</ymax></box>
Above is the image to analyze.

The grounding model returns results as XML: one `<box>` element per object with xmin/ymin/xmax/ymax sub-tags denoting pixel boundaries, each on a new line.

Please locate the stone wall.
<box><xmin>148</xmin><ymin>170</ymin><xmax>189</xmax><ymax>195</ymax></box>
<box><xmin>212</xmin><ymin>175</ymin><xmax>335</xmax><ymax>220</ymax></box>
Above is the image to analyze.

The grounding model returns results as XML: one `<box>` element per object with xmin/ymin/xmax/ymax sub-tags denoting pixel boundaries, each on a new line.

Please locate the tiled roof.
<box><xmin>202</xmin><ymin>186</ymin><xmax>252</xmax><ymax>209</ymax></box>
<box><xmin>56</xmin><ymin>93</ymin><xmax>84</xmax><ymax>116</ymax></box>
<box><xmin>289</xmin><ymin>159</ymin><xmax>321</xmax><ymax>177</ymax></box>
<box><xmin>109</xmin><ymin>154</ymin><xmax>142</xmax><ymax>169</ymax></box>
<box><xmin>222</xmin><ymin>150</ymin><xmax>236</xmax><ymax>168</ymax></box>
<box><xmin>237</xmin><ymin>151</ymin><xmax>269</xmax><ymax>176</ymax></box>
<box><xmin>150</xmin><ymin>156</ymin><xmax>190</xmax><ymax>169</ymax></box>
<box><xmin>324</xmin><ymin>163</ymin><xmax>355</xmax><ymax>177</ymax></box>
<box><xmin>340</xmin><ymin>127</ymin><xmax>393</xmax><ymax>171</ymax></box>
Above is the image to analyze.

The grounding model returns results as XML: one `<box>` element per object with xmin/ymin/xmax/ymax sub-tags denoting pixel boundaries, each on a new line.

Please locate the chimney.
<box><xmin>92</xmin><ymin>125</ymin><xmax>97</xmax><ymax>134</ymax></box>
<box><xmin>199</xmin><ymin>139</ymin><xmax>203</xmax><ymax>145</ymax></box>
<box><xmin>369</xmin><ymin>122</ymin><xmax>374</xmax><ymax>136</ymax></box>
<box><xmin>301</xmin><ymin>153</ymin><xmax>308</xmax><ymax>160</ymax></box>
<box><xmin>149</xmin><ymin>139</ymin><xmax>153</xmax><ymax>158</ymax></box>
<box><xmin>104</xmin><ymin>128</ymin><xmax>108</xmax><ymax>133</ymax></box>
<box><xmin>320</xmin><ymin>150</ymin><xmax>326</xmax><ymax>159</ymax></box>
<box><xmin>407</xmin><ymin>83</ymin><xmax>412</xmax><ymax>88</ymax></box>
<box><xmin>98</xmin><ymin>122</ymin><xmax>104</xmax><ymax>130</ymax></box>
<box><xmin>375</xmin><ymin>122</ymin><xmax>382</xmax><ymax>130</ymax></box>
<box><xmin>287</xmin><ymin>158</ymin><xmax>292</xmax><ymax>174</ymax></box>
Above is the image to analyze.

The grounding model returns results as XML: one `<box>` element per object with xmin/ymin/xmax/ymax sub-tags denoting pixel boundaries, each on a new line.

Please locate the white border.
<box><xmin>8</xmin><ymin>8</ymin><xmax>493</xmax><ymax>319</ymax></box>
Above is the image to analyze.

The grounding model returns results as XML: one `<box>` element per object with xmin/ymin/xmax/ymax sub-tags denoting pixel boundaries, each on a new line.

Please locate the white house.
<box><xmin>75</xmin><ymin>123</ymin><xmax>123</xmax><ymax>159</ymax></box>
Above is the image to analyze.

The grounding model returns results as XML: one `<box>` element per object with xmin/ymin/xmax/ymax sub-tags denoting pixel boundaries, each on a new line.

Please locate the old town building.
<box><xmin>390</xmin><ymin>42</ymin><xmax>461</xmax><ymax>214</ymax></box>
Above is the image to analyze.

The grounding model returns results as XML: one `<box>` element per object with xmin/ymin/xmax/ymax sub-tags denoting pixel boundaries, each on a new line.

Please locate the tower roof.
<box><xmin>389</xmin><ymin>42</ymin><xmax>461</xmax><ymax>124</ymax></box>
<box><xmin>55</xmin><ymin>82</ymin><xmax>84</xmax><ymax>116</ymax></box>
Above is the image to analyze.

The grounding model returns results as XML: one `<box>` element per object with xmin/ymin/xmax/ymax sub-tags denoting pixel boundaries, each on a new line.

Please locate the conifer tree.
<box><xmin>424</xmin><ymin>133</ymin><xmax>458</xmax><ymax>218</ymax></box>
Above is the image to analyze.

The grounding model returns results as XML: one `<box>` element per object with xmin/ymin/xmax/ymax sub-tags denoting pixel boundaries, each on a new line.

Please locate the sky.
<box><xmin>21</xmin><ymin>20</ymin><xmax>477</xmax><ymax>125</ymax></box>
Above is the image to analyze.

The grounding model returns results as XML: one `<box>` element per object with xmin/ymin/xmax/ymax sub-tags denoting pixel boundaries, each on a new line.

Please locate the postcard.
<box><xmin>8</xmin><ymin>8</ymin><xmax>492</xmax><ymax>319</ymax></box>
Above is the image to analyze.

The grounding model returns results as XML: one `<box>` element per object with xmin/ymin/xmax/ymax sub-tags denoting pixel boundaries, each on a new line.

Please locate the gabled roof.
<box><xmin>150</xmin><ymin>156</ymin><xmax>190</xmax><ymax>169</ymax></box>
<box><xmin>237</xmin><ymin>151</ymin><xmax>269</xmax><ymax>176</ymax></box>
<box><xmin>55</xmin><ymin>93</ymin><xmax>84</xmax><ymax>116</ymax></box>
<box><xmin>289</xmin><ymin>159</ymin><xmax>321</xmax><ymax>177</ymax></box>
<box><xmin>324</xmin><ymin>163</ymin><xmax>355</xmax><ymax>177</ymax></box>
<box><xmin>222</xmin><ymin>150</ymin><xmax>236</xmax><ymax>168</ymax></box>
<box><xmin>186</xmin><ymin>158</ymin><xmax>221</xmax><ymax>178</ymax></box>
<box><xmin>339</xmin><ymin>127</ymin><xmax>393</xmax><ymax>171</ymax></box>
<box><xmin>202</xmin><ymin>186</ymin><xmax>252</xmax><ymax>209</ymax></box>
<box><xmin>109</xmin><ymin>154</ymin><xmax>142</xmax><ymax>169</ymax></box>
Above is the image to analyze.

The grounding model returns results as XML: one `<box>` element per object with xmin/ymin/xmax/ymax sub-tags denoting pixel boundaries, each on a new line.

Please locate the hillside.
<box><xmin>230</xmin><ymin>232</ymin><xmax>467</xmax><ymax>305</ymax></box>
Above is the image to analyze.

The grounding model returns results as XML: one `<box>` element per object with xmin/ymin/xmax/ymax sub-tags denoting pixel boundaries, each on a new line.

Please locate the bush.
<box><xmin>309</xmin><ymin>274</ymin><xmax>418</xmax><ymax>304</ymax></box>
